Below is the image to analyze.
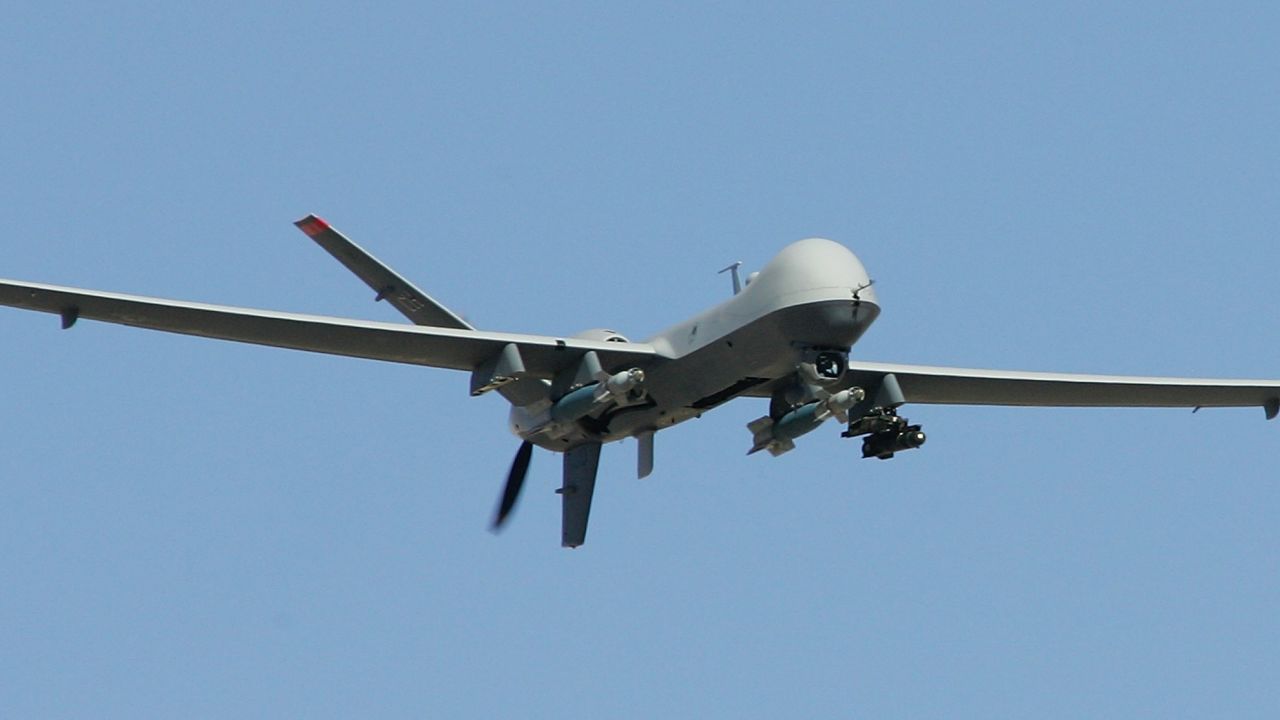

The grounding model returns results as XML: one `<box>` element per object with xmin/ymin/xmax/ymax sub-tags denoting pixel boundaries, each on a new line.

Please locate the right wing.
<box><xmin>0</xmin><ymin>279</ymin><xmax>658</xmax><ymax>379</ymax></box>
<box><xmin>844</xmin><ymin>360</ymin><xmax>1280</xmax><ymax>419</ymax></box>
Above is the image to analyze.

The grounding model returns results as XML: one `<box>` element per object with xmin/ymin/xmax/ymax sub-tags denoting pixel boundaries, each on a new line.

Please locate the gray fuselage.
<box><xmin>510</xmin><ymin>238</ymin><xmax>881</xmax><ymax>450</ymax></box>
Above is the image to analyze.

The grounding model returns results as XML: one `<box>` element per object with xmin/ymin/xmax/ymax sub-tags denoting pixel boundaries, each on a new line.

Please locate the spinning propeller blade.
<box><xmin>492</xmin><ymin>440</ymin><xmax>534</xmax><ymax>530</ymax></box>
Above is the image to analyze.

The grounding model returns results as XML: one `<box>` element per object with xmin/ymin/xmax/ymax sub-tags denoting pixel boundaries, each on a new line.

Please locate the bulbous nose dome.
<box><xmin>747</xmin><ymin>238</ymin><xmax>876</xmax><ymax>306</ymax></box>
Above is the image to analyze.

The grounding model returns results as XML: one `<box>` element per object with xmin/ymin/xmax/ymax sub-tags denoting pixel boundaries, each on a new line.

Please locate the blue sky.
<box><xmin>2</xmin><ymin>3</ymin><xmax>1278</xmax><ymax>717</ymax></box>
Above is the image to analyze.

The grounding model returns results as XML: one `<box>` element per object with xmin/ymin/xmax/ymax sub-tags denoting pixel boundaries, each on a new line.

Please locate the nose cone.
<box><xmin>750</xmin><ymin>238</ymin><xmax>877</xmax><ymax>305</ymax></box>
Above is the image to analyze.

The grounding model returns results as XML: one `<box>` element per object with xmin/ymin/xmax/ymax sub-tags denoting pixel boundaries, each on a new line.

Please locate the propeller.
<box><xmin>492</xmin><ymin>440</ymin><xmax>534</xmax><ymax>531</ymax></box>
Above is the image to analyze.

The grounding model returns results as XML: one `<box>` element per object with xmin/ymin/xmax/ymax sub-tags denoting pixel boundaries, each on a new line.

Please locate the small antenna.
<box><xmin>852</xmin><ymin>279</ymin><xmax>875</xmax><ymax>313</ymax></box>
<box><xmin>718</xmin><ymin>261</ymin><xmax>744</xmax><ymax>295</ymax></box>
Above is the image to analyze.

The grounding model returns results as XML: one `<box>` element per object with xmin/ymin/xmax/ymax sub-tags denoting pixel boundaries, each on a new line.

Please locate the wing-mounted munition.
<box><xmin>843</xmin><ymin>408</ymin><xmax>927</xmax><ymax>459</ymax></box>
<box><xmin>1</xmin><ymin>216</ymin><xmax>1278</xmax><ymax>548</ymax></box>
<box><xmin>835</xmin><ymin>371</ymin><xmax>927</xmax><ymax>460</ymax></box>
<box><xmin>748</xmin><ymin>387</ymin><xmax>866</xmax><ymax>456</ymax></box>
<box><xmin>550</xmin><ymin>368</ymin><xmax>646</xmax><ymax>425</ymax></box>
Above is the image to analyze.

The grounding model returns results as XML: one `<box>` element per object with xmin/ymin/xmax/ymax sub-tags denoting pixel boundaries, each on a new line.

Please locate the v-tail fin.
<box><xmin>295</xmin><ymin>214</ymin><xmax>474</xmax><ymax>330</ymax></box>
<box><xmin>559</xmin><ymin>443</ymin><xmax>602</xmax><ymax>548</ymax></box>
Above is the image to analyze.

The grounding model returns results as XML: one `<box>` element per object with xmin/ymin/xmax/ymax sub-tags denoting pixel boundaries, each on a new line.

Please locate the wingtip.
<box><xmin>293</xmin><ymin>214</ymin><xmax>330</xmax><ymax>237</ymax></box>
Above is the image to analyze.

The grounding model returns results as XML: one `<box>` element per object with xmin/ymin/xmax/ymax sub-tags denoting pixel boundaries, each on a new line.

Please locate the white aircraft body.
<box><xmin>2</xmin><ymin>216</ymin><xmax>1277</xmax><ymax>547</ymax></box>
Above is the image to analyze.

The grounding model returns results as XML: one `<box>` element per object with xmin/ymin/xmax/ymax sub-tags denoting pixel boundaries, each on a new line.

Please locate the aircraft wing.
<box><xmin>843</xmin><ymin>360</ymin><xmax>1280</xmax><ymax>418</ymax></box>
<box><xmin>0</xmin><ymin>279</ymin><xmax>658</xmax><ymax>377</ymax></box>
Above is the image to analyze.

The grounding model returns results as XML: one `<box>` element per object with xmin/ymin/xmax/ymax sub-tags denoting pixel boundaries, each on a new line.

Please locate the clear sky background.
<box><xmin>2</xmin><ymin>3</ymin><xmax>1278</xmax><ymax>718</ymax></box>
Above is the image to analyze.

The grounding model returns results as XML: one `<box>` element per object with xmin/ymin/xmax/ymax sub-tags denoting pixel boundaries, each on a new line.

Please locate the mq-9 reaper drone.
<box><xmin>2</xmin><ymin>216</ymin><xmax>1276</xmax><ymax>547</ymax></box>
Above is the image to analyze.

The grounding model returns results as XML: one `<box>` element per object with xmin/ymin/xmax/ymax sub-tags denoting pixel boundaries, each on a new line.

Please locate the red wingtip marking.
<box><xmin>295</xmin><ymin>215</ymin><xmax>330</xmax><ymax>237</ymax></box>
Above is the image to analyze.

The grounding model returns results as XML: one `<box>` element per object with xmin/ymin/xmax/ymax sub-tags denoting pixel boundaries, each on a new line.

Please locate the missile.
<box><xmin>861</xmin><ymin>426</ymin><xmax>926</xmax><ymax>459</ymax></box>
<box><xmin>747</xmin><ymin>387</ymin><xmax>865</xmax><ymax>456</ymax></box>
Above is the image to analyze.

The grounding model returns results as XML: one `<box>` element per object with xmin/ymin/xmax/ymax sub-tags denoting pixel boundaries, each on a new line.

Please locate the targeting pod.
<box><xmin>798</xmin><ymin>350</ymin><xmax>849</xmax><ymax>386</ymax></box>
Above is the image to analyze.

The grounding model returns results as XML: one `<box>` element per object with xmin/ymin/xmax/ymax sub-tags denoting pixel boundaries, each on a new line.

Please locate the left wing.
<box><xmin>0</xmin><ymin>279</ymin><xmax>658</xmax><ymax>379</ymax></box>
<box><xmin>844</xmin><ymin>360</ymin><xmax>1280</xmax><ymax>419</ymax></box>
